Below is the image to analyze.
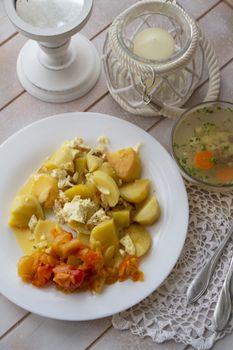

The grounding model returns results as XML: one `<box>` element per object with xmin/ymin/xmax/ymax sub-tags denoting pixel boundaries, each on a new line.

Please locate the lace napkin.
<box><xmin>113</xmin><ymin>182</ymin><xmax>233</xmax><ymax>350</ymax></box>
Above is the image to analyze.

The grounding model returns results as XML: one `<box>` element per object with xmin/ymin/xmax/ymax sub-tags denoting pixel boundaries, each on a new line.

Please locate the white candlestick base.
<box><xmin>17</xmin><ymin>34</ymin><xmax>101</xmax><ymax>103</ymax></box>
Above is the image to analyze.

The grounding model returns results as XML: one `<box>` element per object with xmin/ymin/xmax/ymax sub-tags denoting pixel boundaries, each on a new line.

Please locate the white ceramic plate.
<box><xmin>0</xmin><ymin>112</ymin><xmax>188</xmax><ymax>321</ymax></box>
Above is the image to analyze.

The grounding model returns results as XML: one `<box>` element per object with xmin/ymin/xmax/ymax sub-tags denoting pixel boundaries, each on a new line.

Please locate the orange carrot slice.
<box><xmin>216</xmin><ymin>167</ymin><xmax>233</xmax><ymax>183</ymax></box>
<box><xmin>193</xmin><ymin>151</ymin><xmax>214</xmax><ymax>170</ymax></box>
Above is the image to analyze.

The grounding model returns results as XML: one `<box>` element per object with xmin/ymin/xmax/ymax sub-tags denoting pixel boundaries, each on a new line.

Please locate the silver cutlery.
<box><xmin>187</xmin><ymin>221</ymin><xmax>233</xmax><ymax>304</ymax></box>
<box><xmin>213</xmin><ymin>253</ymin><xmax>233</xmax><ymax>332</ymax></box>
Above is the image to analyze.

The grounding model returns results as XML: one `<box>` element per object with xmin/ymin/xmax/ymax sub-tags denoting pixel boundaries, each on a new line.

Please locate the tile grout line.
<box><xmin>0</xmin><ymin>90</ymin><xmax>25</xmax><ymax>112</ymax></box>
<box><xmin>195</xmin><ymin>0</ymin><xmax>222</xmax><ymax>21</ymax></box>
<box><xmin>0</xmin><ymin>312</ymin><xmax>30</xmax><ymax>341</ymax></box>
<box><xmin>84</xmin><ymin>91</ymin><xmax>109</xmax><ymax>112</ymax></box>
<box><xmin>146</xmin><ymin>116</ymin><xmax>164</xmax><ymax>132</ymax></box>
<box><xmin>0</xmin><ymin>31</ymin><xmax>18</xmax><ymax>47</ymax></box>
<box><xmin>1</xmin><ymin>54</ymin><xmax>233</xmax><ymax>115</ymax></box>
<box><xmin>0</xmin><ymin>0</ymin><xmax>227</xmax><ymax>48</ymax></box>
<box><xmin>89</xmin><ymin>23</ymin><xmax>110</xmax><ymax>41</ymax></box>
<box><xmin>85</xmin><ymin>325</ymin><xmax>113</xmax><ymax>350</ymax></box>
<box><xmin>0</xmin><ymin>18</ymin><xmax>109</xmax><ymax>48</ymax></box>
<box><xmin>223</xmin><ymin>0</ymin><xmax>233</xmax><ymax>9</ymax></box>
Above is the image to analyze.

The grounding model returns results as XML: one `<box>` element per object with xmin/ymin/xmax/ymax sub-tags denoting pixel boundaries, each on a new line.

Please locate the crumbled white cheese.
<box><xmin>67</xmin><ymin>137</ymin><xmax>92</xmax><ymax>152</ymax></box>
<box><xmin>53</xmin><ymin>199</ymin><xmax>65</xmax><ymax>224</ymax></box>
<box><xmin>97</xmin><ymin>136</ymin><xmax>109</xmax><ymax>146</ymax></box>
<box><xmin>120</xmin><ymin>234</ymin><xmax>136</xmax><ymax>255</ymax></box>
<box><xmin>87</xmin><ymin>209</ymin><xmax>110</xmax><ymax>227</ymax></box>
<box><xmin>51</xmin><ymin>169</ymin><xmax>74</xmax><ymax>189</ymax></box>
<box><xmin>28</xmin><ymin>214</ymin><xmax>38</xmax><ymax>232</ymax></box>
<box><xmin>58</xmin><ymin>190</ymin><xmax>69</xmax><ymax>203</ymax></box>
<box><xmin>61</xmin><ymin>196</ymin><xmax>98</xmax><ymax>224</ymax></box>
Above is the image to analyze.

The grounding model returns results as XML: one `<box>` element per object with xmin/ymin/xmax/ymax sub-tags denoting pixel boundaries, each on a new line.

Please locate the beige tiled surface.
<box><xmin>179</xmin><ymin>0</ymin><xmax>220</xmax><ymax>18</ymax></box>
<box><xmin>0</xmin><ymin>1</ymin><xmax>233</xmax><ymax>350</ymax></box>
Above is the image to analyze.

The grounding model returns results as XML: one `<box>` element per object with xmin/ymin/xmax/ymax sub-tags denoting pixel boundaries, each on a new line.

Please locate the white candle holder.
<box><xmin>103</xmin><ymin>0</ymin><xmax>220</xmax><ymax>118</ymax></box>
<box><xmin>4</xmin><ymin>0</ymin><xmax>101</xmax><ymax>103</ymax></box>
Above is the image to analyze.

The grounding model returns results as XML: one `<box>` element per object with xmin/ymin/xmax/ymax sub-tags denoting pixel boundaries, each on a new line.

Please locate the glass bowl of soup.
<box><xmin>171</xmin><ymin>101</ymin><xmax>233</xmax><ymax>191</ymax></box>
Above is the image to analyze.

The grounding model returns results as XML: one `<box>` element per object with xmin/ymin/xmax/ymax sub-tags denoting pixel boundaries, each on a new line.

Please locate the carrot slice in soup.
<box><xmin>193</xmin><ymin>151</ymin><xmax>214</xmax><ymax>170</ymax></box>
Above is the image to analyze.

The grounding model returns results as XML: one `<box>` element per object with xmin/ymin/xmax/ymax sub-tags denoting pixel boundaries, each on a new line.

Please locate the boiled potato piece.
<box><xmin>124</xmin><ymin>224</ymin><xmax>151</xmax><ymax>257</ymax></box>
<box><xmin>104</xmin><ymin>245</ymin><xmax>116</xmax><ymax>267</ymax></box>
<box><xmin>86</xmin><ymin>154</ymin><xmax>103</xmax><ymax>172</ymax></box>
<box><xmin>68</xmin><ymin>221</ymin><xmax>90</xmax><ymax>235</ymax></box>
<box><xmin>134</xmin><ymin>196</ymin><xmax>160</xmax><ymax>225</ymax></box>
<box><xmin>90</xmin><ymin>219</ymin><xmax>118</xmax><ymax>250</ymax></box>
<box><xmin>85</xmin><ymin>181</ymin><xmax>101</xmax><ymax>205</ymax></box>
<box><xmin>107</xmin><ymin>147</ymin><xmax>141</xmax><ymax>182</ymax></box>
<box><xmin>60</xmin><ymin>238</ymin><xmax>83</xmax><ymax>258</ymax></box>
<box><xmin>120</xmin><ymin>179</ymin><xmax>150</xmax><ymax>203</ymax></box>
<box><xmin>120</xmin><ymin>234</ymin><xmax>136</xmax><ymax>255</ymax></box>
<box><xmin>44</xmin><ymin>145</ymin><xmax>74</xmax><ymax>172</ymax></box>
<box><xmin>77</xmin><ymin>232</ymin><xmax>90</xmax><ymax>244</ymax></box>
<box><xmin>108</xmin><ymin>209</ymin><xmax>130</xmax><ymax>228</ymax></box>
<box><xmin>31</xmin><ymin>174</ymin><xmax>58</xmax><ymax>208</ymax></box>
<box><xmin>34</xmin><ymin>219</ymin><xmax>61</xmax><ymax>246</ymax></box>
<box><xmin>99</xmin><ymin>162</ymin><xmax>118</xmax><ymax>181</ymax></box>
<box><xmin>64</xmin><ymin>184</ymin><xmax>92</xmax><ymax>201</ymax></box>
<box><xmin>75</xmin><ymin>156</ymin><xmax>87</xmax><ymax>183</ymax></box>
<box><xmin>9</xmin><ymin>194</ymin><xmax>44</xmax><ymax>229</ymax></box>
<box><xmin>92</xmin><ymin>170</ymin><xmax>119</xmax><ymax>207</ymax></box>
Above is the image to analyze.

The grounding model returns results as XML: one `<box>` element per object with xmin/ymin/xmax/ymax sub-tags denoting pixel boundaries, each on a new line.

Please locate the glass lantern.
<box><xmin>103</xmin><ymin>0</ymin><xmax>220</xmax><ymax>118</ymax></box>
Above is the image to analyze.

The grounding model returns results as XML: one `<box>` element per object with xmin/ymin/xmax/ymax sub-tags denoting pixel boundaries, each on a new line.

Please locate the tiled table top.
<box><xmin>0</xmin><ymin>1</ymin><xmax>233</xmax><ymax>349</ymax></box>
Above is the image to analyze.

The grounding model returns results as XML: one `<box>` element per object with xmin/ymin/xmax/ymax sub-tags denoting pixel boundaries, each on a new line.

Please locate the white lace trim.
<box><xmin>112</xmin><ymin>182</ymin><xmax>233</xmax><ymax>350</ymax></box>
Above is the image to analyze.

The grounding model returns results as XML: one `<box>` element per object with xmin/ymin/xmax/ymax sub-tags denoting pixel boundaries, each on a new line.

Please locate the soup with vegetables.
<box><xmin>173</xmin><ymin>105</ymin><xmax>233</xmax><ymax>186</ymax></box>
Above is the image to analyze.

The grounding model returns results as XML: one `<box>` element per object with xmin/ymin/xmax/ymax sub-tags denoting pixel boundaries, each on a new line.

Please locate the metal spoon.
<box><xmin>213</xmin><ymin>253</ymin><xmax>233</xmax><ymax>332</ymax></box>
<box><xmin>187</xmin><ymin>221</ymin><xmax>233</xmax><ymax>304</ymax></box>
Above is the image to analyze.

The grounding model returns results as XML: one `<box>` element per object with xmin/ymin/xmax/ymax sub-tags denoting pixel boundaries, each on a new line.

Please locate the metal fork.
<box><xmin>187</xmin><ymin>221</ymin><xmax>233</xmax><ymax>304</ymax></box>
<box><xmin>213</xmin><ymin>252</ymin><xmax>233</xmax><ymax>332</ymax></box>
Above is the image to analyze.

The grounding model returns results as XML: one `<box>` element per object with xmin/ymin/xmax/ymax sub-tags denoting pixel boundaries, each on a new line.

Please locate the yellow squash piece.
<box><xmin>18</xmin><ymin>254</ymin><xmax>38</xmax><ymax>282</ymax></box>
<box><xmin>107</xmin><ymin>147</ymin><xmax>141</xmax><ymax>182</ymax></box>
<box><xmin>43</xmin><ymin>145</ymin><xmax>74</xmax><ymax>172</ymax></box>
<box><xmin>75</xmin><ymin>156</ymin><xmax>87</xmax><ymax>183</ymax></box>
<box><xmin>9</xmin><ymin>194</ymin><xmax>44</xmax><ymax>229</ymax></box>
<box><xmin>134</xmin><ymin>196</ymin><xmax>160</xmax><ymax>225</ymax></box>
<box><xmin>86</xmin><ymin>154</ymin><xmax>103</xmax><ymax>172</ymax></box>
<box><xmin>90</xmin><ymin>219</ymin><xmax>119</xmax><ymax>250</ymax></box>
<box><xmin>120</xmin><ymin>179</ymin><xmax>150</xmax><ymax>203</ymax></box>
<box><xmin>31</xmin><ymin>174</ymin><xmax>58</xmax><ymax>208</ymax></box>
<box><xmin>64</xmin><ymin>184</ymin><xmax>92</xmax><ymax>201</ymax></box>
<box><xmin>108</xmin><ymin>209</ymin><xmax>130</xmax><ymax>228</ymax></box>
<box><xmin>124</xmin><ymin>224</ymin><xmax>152</xmax><ymax>257</ymax></box>
<box><xmin>99</xmin><ymin>162</ymin><xmax>118</xmax><ymax>180</ymax></box>
<box><xmin>92</xmin><ymin>170</ymin><xmax>119</xmax><ymax>207</ymax></box>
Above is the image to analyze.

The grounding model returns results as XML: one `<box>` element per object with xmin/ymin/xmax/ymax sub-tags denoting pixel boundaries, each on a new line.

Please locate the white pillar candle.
<box><xmin>133</xmin><ymin>27</ymin><xmax>175</xmax><ymax>61</ymax></box>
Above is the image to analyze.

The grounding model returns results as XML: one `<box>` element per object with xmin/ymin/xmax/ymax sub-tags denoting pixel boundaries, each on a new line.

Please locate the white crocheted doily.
<box><xmin>113</xmin><ymin>182</ymin><xmax>233</xmax><ymax>350</ymax></box>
